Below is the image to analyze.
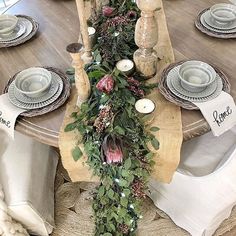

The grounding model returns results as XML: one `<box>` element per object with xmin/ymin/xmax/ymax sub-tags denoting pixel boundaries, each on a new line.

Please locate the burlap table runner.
<box><xmin>58</xmin><ymin>0</ymin><xmax>183</xmax><ymax>183</ymax></box>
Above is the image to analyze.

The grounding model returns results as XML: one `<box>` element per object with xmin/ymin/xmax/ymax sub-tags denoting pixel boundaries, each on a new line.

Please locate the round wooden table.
<box><xmin>0</xmin><ymin>0</ymin><xmax>235</xmax><ymax>147</ymax></box>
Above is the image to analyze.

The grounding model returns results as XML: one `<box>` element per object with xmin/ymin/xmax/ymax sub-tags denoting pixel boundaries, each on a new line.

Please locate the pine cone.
<box><xmin>118</xmin><ymin>224</ymin><xmax>129</xmax><ymax>235</ymax></box>
<box><xmin>131</xmin><ymin>180</ymin><xmax>146</xmax><ymax>199</ymax></box>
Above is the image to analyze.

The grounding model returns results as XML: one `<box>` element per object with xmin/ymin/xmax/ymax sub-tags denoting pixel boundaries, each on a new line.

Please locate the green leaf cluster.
<box><xmin>64</xmin><ymin>1</ymin><xmax>160</xmax><ymax>235</ymax></box>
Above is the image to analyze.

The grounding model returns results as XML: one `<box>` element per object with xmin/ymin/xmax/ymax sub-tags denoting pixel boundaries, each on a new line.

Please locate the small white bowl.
<box><xmin>0</xmin><ymin>15</ymin><xmax>18</xmax><ymax>35</ymax></box>
<box><xmin>15</xmin><ymin>68</ymin><xmax>52</xmax><ymax>98</ymax></box>
<box><xmin>210</xmin><ymin>4</ymin><xmax>236</xmax><ymax>25</ymax></box>
<box><xmin>178</xmin><ymin>61</ymin><xmax>216</xmax><ymax>93</ymax></box>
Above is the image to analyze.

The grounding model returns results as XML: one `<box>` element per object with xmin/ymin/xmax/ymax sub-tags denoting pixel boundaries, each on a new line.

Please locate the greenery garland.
<box><xmin>65</xmin><ymin>1</ymin><xmax>159</xmax><ymax>235</ymax></box>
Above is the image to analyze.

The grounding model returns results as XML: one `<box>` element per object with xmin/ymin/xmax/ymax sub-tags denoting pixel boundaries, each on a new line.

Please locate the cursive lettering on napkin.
<box><xmin>213</xmin><ymin>106</ymin><xmax>233</xmax><ymax>127</ymax></box>
<box><xmin>0</xmin><ymin>111</ymin><xmax>11</xmax><ymax>129</ymax></box>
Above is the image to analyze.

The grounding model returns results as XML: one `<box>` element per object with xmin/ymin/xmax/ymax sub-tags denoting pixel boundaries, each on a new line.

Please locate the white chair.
<box><xmin>149</xmin><ymin>127</ymin><xmax>236</xmax><ymax>236</ymax></box>
<box><xmin>0</xmin><ymin>131</ymin><xmax>58</xmax><ymax>236</ymax></box>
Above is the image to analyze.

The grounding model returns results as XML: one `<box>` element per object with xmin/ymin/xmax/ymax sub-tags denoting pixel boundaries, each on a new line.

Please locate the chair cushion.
<box><xmin>0</xmin><ymin>131</ymin><xmax>58</xmax><ymax>236</ymax></box>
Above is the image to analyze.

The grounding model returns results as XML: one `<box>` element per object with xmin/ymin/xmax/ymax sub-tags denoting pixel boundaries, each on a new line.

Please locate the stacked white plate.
<box><xmin>200</xmin><ymin>3</ymin><xmax>236</xmax><ymax>34</ymax></box>
<box><xmin>0</xmin><ymin>15</ymin><xmax>34</xmax><ymax>43</ymax></box>
<box><xmin>8</xmin><ymin>68</ymin><xmax>64</xmax><ymax>110</ymax></box>
<box><xmin>166</xmin><ymin>61</ymin><xmax>224</xmax><ymax>103</ymax></box>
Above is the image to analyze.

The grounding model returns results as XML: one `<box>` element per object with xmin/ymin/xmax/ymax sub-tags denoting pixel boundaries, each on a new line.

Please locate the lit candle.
<box><xmin>88</xmin><ymin>27</ymin><xmax>96</xmax><ymax>36</ymax></box>
<box><xmin>114</xmin><ymin>31</ymin><xmax>120</xmax><ymax>37</ymax></box>
<box><xmin>88</xmin><ymin>26</ymin><xmax>97</xmax><ymax>48</ymax></box>
<box><xmin>135</xmin><ymin>98</ymin><xmax>155</xmax><ymax>114</ymax></box>
<box><xmin>116</xmin><ymin>59</ymin><xmax>134</xmax><ymax>75</ymax></box>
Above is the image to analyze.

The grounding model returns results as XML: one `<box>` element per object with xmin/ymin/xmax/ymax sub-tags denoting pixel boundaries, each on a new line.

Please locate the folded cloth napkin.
<box><xmin>0</xmin><ymin>94</ymin><xmax>26</xmax><ymax>139</ymax></box>
<box><xmin>193</xmin><ymin>91</ymin><xmax>236</xmax><ymax>136</ymax></box>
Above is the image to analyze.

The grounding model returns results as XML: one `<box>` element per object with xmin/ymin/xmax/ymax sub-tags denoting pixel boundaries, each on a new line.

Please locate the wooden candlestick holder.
<box><xmin>75</xmin><ymin>0</ymin><xmax>93</xmax><ymax>64</ymax></box>
<box><xmin>134</xmin><ymin>0</ymin><xmax>160</xmax><ymax>78</ymax></box>
<box><xmin>66</xmin><ymin>43</ymin><xmax>91</xmax><ymax>107</ymax></box>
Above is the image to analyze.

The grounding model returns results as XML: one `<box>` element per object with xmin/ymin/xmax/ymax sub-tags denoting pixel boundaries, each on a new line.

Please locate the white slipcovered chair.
<box><xmin>0</xmin><ymin>131</ymin><xmax>58</xmax><ymax>236</ymax></box>
<box><xmin>149</xmin><ymin>127</ymin><xmax>236</xmax><ymax>236</ymax></box>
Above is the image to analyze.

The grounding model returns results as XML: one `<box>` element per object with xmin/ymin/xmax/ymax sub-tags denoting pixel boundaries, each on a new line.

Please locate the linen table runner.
<box><xmin>0</xmin><ymin>94</ymin><xmax>26</xmax><ymax>139</ymax></box>
<box><xmin>59</xmin><ymin>0</ymin><xmax>183</xmax><ymax>183</ymax></box>
<box><xmin>193</xmin><ymin>91</ymin><xmax>236</xmax><ymax>136</ymax></box>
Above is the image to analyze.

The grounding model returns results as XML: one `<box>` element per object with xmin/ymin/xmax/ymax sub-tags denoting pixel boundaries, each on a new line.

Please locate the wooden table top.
<box><xmin>0</xmin><ymin>0</ymin><xmax>235</xmax><ymax>147</ymax></box>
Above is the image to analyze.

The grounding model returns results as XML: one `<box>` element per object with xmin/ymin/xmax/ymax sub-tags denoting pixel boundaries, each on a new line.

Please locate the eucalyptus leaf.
<box><xmin>72</xmin><ymin>146</ymin><xmax>83</xmax><ymax>161</ymax></box>
<box><xmin>150</xmin><ymin>126</ymin><xmax>160</xmax><ymax>132</ymax></box>
<box><xmin>103</xmin><ymin>233</ymin><xmax>112</xmax><ymax>236</ymax></box>
<box><xmin>107</xmin><ymin>189</ymin><xmax>115</xmax><ymax>199</ymax></box>
<box><xmin>114</xmin><ymin>126</ymin><xmax>125</xmax><ymax>135</ymax></box>
<box><xmin>151</xmin><ymin>137</ymin><xmax>160</xmax><ymax>150</ymax></box>
<box><xmin>120</xmin><ymin>197</ymin><xmax>128</xmax><ymax>207</ymax></box>
<box><xmin>64</xmin><ymin>123</ymin><xmax>76</xmax><ymax>132</ymax></box>
<box><xmin>124</xmin><ymin>158</ymin><xmax>132</xmax><ymax>169</ymax></box>
<box><xmin>99</xmin><ymin>186</ymin><xmax>105</xmax><ymax>197</ymax></box>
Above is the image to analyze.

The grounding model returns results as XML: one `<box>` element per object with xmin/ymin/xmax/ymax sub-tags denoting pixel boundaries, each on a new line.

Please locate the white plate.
<box><xmin>8</xmin><ymin>72</ymin><xmax>64</xmax><ymax>110</ymax></box>
<box><xmin>0</xmin><ymin>20</ymin><xmax>26</xmax><ymax>42</ymax></box>
<box><xmin>13</xmin><ymin>72</ymin><xmax>61</xmax><ymax>104</ymax></box>
<box><xmin>0</xmin><ymin>16</ymin><xmax>33</xmax><ymax>43</ymax></box>
<box><xmin>203</xmin><ymin>10</ymin><xmax>236</xmax><ymax>30</ymax></box>
<box><xmin>166</xmin><ymin>65</ymin><xmax>223</xmax><ymax>102</ymax></box>
<box><xmin>201</xmin><ymin>11</ymin><xmax>236</xmax><ymax>34</ymax></box>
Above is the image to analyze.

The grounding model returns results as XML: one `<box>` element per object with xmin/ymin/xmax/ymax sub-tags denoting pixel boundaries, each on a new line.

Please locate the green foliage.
<box><xmin>65</xmin><ymin>1</ymin><xmax>160</xmax><ymax>235</ymax></box>
<box><xmin>90</xmin><ymin>1</ymin><xmax>139</xmax><ymax>67</ymax></box>
<box><xmin>72</xmin><ymin>146</ymin><xmax>83</xmax><ymax>161</ymax></box>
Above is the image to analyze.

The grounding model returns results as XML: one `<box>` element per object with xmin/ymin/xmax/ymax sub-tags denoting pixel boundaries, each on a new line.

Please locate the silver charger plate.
<box><xmin>0</xmin><ymin>21</ymin><xmax>26</xmax><ymax>42</ymax></box>
<box><xmin>201</xmin><ymin>11</ymin><xmax>236</xmax><ymax>34</ymax></box>
<box><xmin>13</xmin><ymin>72</ymin><xmax>61</xmax><ymax>104</ymax></box>
<box><xmin>8</xmin><ymin>72</ymin><xmax>64</xmax><ymax>110</ymax></box>
<box><xmin>0</xmin><ymin>16</ymin><xmax>33</xmax><ymax>43</ymax></box>
<box><xmin>203</xmin><ymin>10</ymin><xmax>236</xmax><ymax>30</ymax></box>
<box><xmin>166</xmin><ymin>65</ymin><xmax>223</xmax><ymax>102</ymax></box>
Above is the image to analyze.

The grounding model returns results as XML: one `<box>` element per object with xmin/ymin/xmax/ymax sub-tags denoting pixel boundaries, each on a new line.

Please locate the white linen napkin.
<box><xmin>0</xmin><ymin>94</ymin><xmax>26</xmax><ymax>139</ymax></box>
<box><xmin>192</xmin><ymin>91</ymin><xmax>236</xmax><ymax>136</ymax></box>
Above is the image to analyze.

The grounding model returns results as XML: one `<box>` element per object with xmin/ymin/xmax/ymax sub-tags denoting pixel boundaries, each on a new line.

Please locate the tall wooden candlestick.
<box><xmin>75</xmin><ymin>0</ymin><xmax>93</xmax><ymax>64</ymax></box>
<box><xmin>133</xmin><ymin>0</ymin><xmax>160</xmax><ymax>78</ymax></box>
<box><xmin>66</xmin><ymin>43</ymin><xmax>91</xmax><ymax>107</ymax></box>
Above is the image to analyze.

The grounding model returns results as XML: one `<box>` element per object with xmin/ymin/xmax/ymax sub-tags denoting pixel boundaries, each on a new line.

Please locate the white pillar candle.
<box><xmin>88</xmin><ymin>27</ymin><xmax>96</xmax><ymax>36</ymax></box>
<box><xmin>88</xmin><ymin>27</ymin><xmax>96</xmax><ymax>48</ymax></box>
<box><xmin>116</xmin><ymin>59</ymin><xmax>134</xmax><ymax>75</ymax></box>
<box><xmin>135</xmin><ymin>98</ymin><xmax>155</xmax><ymax>114</ymax></box>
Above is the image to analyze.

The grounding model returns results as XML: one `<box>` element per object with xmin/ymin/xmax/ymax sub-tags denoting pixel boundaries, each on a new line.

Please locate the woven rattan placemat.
<box><xmin>159</xmin><ymin>60</ymin><xmax>231</xmax><ymax>110</ymax></box>
<box><xmin>0</xmin><ymin>15</ymin><xmax>39</xmax><ymax>48</ymax></box>
<box><xmin>3</xmin><ymin>67</ymin><xmax>71</xmax><ymax>117</ymax></box>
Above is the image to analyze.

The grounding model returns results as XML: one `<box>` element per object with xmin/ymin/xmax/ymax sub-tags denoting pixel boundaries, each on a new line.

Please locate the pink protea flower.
<box><xmin>102</xmin><ymin>135</ymin><xmax>123</xmax><ymax>164</ymax></box>
<box><xmin>96</xmin><ymin>75</ymin><xmax>114</xmax><ymax>94</ymax></box>
<box><xmin>126</xmin><ymin>10</ymin><xmax>137</xmax><ymax>21</ymax></box>
<box><xmin>102</xmin><ymin>6</ymin><xmax>115</xmax><ymax>17</ymax></box>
